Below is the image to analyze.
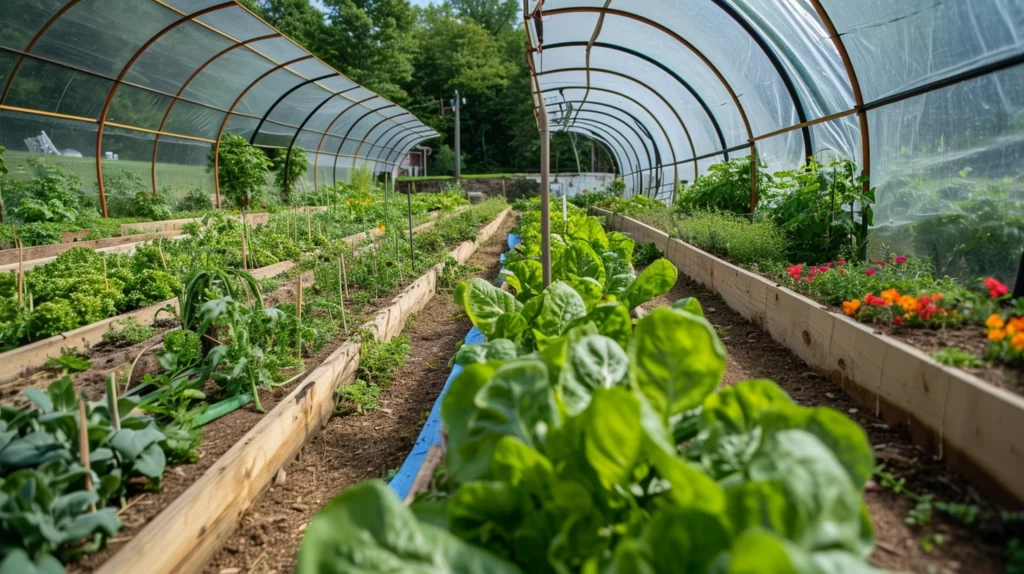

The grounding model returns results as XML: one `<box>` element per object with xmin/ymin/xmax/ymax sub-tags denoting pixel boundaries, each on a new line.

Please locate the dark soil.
<box><xmin>201</xmin><ymin>215</ymin><xmax>514</xmax><ymax>574</ymax></box>
<box><xmin>60</xmin><ymin>216</ymin><xmax>504</xmax><ymax>572</ymax></box>
<box><xmin>640</xmin><ymin>276</ymin><xmax>1010</xmax><ymax>574</ymax></box>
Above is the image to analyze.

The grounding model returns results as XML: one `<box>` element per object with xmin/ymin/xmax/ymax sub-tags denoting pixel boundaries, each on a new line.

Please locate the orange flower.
<box><xmin>898</xmin><ymin>295</ymin><xmax>919</xmax><ymax>313</ymax></box>
<box><xmin>989</xmin><ymin>328</ymin><xmax>1007</xmax><ymax>342</ymax></box>
<box><xmin>842</xmin><ymin>299</ymin><xmax>861</xmax><ymax>316</ymax></box>
<box><xmin>986</xmin><ymin>314</ymin><xmax>1006</xmax><ymax>330</ymax></box>
<box><xmin>881</xmin><ymin>288</ymin><xmax>900</xmax><ymax>303</ymax></box>
<box><xmin>346</xmin><ymin>198</ymin><xmax>355</xmax><ymax>206</ymax></box>
<box><xmin>1012</xmin><ymin>332</ymin><xmax>1024</xmax><ymax>352</ymax></box>
<box><xmin>931</xmin><ymin>293</ymin><xmax>944</xmax><ymax>301</ymax></box>
<box><xmin>364</xmin><ymin>198</ymin><xmax>372</xmax><ymax>205</ymax></box>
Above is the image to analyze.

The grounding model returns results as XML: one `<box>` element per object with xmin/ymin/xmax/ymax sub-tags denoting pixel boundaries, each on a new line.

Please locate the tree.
<box><xmin>450</xmin><ymin>0</ymin><xmax>519</xmax><ymax>35</ymax></box>
<box><xmin>271</xmin><ymin>147</ymin><xmax>310</xmax><ymax>204</ymax></box>
<box><xmin>212</xmin><ymin>134</ymin><xmax>272</xmax><ymax>269</ymax></box>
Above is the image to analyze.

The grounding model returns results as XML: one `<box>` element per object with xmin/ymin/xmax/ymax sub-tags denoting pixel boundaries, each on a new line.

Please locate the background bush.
<box><xmin>674</xmin><ymin>211</ymin><xmax>787</xmax><ymax>266</ymax></box>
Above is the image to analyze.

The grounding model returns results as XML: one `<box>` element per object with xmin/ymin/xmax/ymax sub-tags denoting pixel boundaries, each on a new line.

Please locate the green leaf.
<box><xmin>646</xmin><ymin>506</ymin><xmax>732</xmax><ymax>572</ymax></box>
<box><xmin>521</xmin><ymin>281</ymin><xmax>587</xmax><ymax>338</ymax></box>
<box><xmin>701</xmin><ymin>379</ymin><xmax>793</xmax><ymax>433</ymax></box>
<box><xmin>568</xmin><ymin>217</ymin><xmax>609</xmax><ymax>253</ymax></box>
<box><xmin>458</xmin><ymin>278</ymin><xmax>523</xmax><ymax>339</ymax></box>
<box><xmin>554</xmin><ymin>241</ymin><xmax>606</xmax><ymax>286</ymax></box>
<box><xmin>23</xmin><ymin>389</ymin><xmax>54</xmax><ymax>414</ymax></box>
<box><xmin>578</xmin><ymin>387</ymin><xmax>642</xmax><ymax>488</ymax></box>
<box><xmin>566</xmin><ymin>275</ymin><xmax>603</xmax><ymax>312</ymax></box>
<box><xmin>0</xmin><ymin>550</ymin><xmax>64</xmax><ymax>574</ymax></box>
<box><xmin>492</xmin><ymin>312</ymin><xmax>529</xmax><ymax>343</ymax></box>
<box><xmin>442</xmin><ymin>363</ymin><xmax>499</xmax><ymax>483</ymax></box>
<box><xmin>297</xmin><ymin>481</ymin><xmax>522</xmax><ymax>574</ymax></box>
<box><xmin>629</xmin><ymin>307</ymin><xmax>725</xmax><ymax>418</ymax></box>
<box><xmin>109</xmin><ymin>426</ymin><xmax>165</xmax><ymax>460</ymax></box>
<box><xmin>58</xmin><ymin>507</ymin><xmax>121</xmax><ymax>543</ymax></box>
<box><xmin>622</xmin><ymin>259</ymin><xmax>678</xmax><ymax>309</ymax></box>
<box><xmin>759</xmin><ymin>407</ymin><xmax>874</xmax><ymax>491</ymax></box>
<box><xmin>45</xmin><ymin>376</ymin><xmax>77</xmax><ymax>413</ymax></box>
<box><xmin>607</xmin><ymin>232</ymin><xmax>636</xmax><ymax>264</ymax></box>
<box><xmin>505</xmin><ymin>260</ymin><xmax>544</xmax><ymax>301</ymax></box>
<box><xmin>455</xmin><ymin>339</ymin><xmax>519</xmax><ymax>366</ymax></box>
<box><xmin>133</xmin><ymin>443</ymin><xmax>167</xmax><ymax>478</ymax></box>
<box><xmin>672</xmin><ymin>297</ymin><xmax>705</xmax><ymax>317</ymax></box>
<box><xmin>567</xmin><ymin>302</ymin><xmax>632</xmax><ymax>349</ymax></box>
<box><xmin>559</xmin><ymin>335</ymin><xmax>629</xmax><ymax>416</ymax></box>
<box><xmin>471</xmin><ymin>360</ymin><xmax>560</xmax><ymax>451</ymax></box>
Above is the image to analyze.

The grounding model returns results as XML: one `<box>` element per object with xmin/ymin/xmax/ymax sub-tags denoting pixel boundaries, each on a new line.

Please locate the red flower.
<box><xmin>864</xmin><ymin>268</ymin><xmax>877</xmax><ymax>276</ymax></box>
<box><xmin>893</xmin><ymin>317</ymin><xmax>904</xmax><ymax>325</ymax></box>
<box><xmin>836</xmin><ymin>260</ymin><xmax>847</xmax><ymax>266</ymax></box>
<box><xmin>838</xmin><ymin>269</ymin><xmax>846</xmax><ymax>275</ymax></box>
<box><xmin>918</xmin><ymin>303</ymin><xmax>938</xmax><ymax>321</ymax></box>
<box><xmin>895</xmin><ymin>256</ymin><xmax>907</xmax><ymax>264</ymax></box>
<box><xmin>865</xmin><ymin>293</ymin><xmax>888</xmax><ymax>307</ymax></box>
<box><xmin>919</xmin><ymin>294</ymin><xmax>932</xmax><ymax>306</ymax></box>
<box><xmin>787</xmin><ymin>264</ymin><xmax>803</xmax><ymax>280</ymax></box>
<box><xmin>984</xmin><ymin>277</ymin><xmax>1009</xmax><ymax>299</ymax></box>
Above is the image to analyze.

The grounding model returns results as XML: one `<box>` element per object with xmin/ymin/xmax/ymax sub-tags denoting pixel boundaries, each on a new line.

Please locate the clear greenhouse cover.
<box><xmin>525</xmin><ymin>0</ymin><xmax>1024</xmax><ymax>279</ymax></box>
<box><xmin>0</xmin><ymin>0</ymin><xmax>438</xmax><ymax>211</ymax></box>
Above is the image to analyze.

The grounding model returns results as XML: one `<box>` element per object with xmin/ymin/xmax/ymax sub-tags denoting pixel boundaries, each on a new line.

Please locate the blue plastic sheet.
<box><xmin>389</xmin><ymin>232</ymin><xmax>521</xmax><ymax>499</ymax></box>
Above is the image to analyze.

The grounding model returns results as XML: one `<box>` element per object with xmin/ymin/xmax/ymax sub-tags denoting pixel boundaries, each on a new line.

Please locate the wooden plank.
<box><xmin>0</xmin><ymin>229</ymin><xmax>183</xmax><ymax>266</ymax></box>
<box><xmin>603</xmin><ymin>211</ymin><xmax>1024</xmax><ymax>503</ymax></box>
<box><xmin>95</xmin><ymin>209</ymin><xmax>510</xmax><ymax>574</ymax></box>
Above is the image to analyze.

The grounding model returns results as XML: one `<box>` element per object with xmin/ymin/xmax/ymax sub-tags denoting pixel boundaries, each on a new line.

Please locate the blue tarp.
<box><xmin>388</xmin><ymin>232</ymin><xmax>521</xmax><ymax>500</ymax></box>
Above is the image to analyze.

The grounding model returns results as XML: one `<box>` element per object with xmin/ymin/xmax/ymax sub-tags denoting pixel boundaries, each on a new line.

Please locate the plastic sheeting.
<box><xmin>0</xmin><ymin>0</ymin><xmax>437</xmax><ymax>212</ymax></box>
<box><xmin>525</xmin><ymin>0</ymin><xmax>1024</xmax><ymax>280</ymax></box>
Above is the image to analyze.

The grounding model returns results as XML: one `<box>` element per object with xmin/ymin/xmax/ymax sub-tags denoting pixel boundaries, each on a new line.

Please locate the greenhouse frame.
<box><xmin>0</xmin><ymin>0</ymin><xmax>438</xmax><ymax>214</ymax></box>
<box><xmin>523</xmin><ymin>0</ymin><xmax>1024</xmax><ymax>215</ymax></box>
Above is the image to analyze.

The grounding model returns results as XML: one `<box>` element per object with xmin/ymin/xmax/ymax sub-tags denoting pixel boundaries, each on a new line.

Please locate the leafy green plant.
<box><xmin>101</xmin><ymin>318</ymin><xmax>156</xmax><ymax>347</ymax></box>
<box><xmin>271</xmin><ymin>146</ymin><xmax>309</xmax><ymax>204</ymax></box>
<box><xmin>336</xmin><ymin>379</ymin><xmax>381</xmax><ymax>414</ymax></box>
<box><xmin>129</xmin><ymin>189</ymin><xmax>172</xmax><ymax>220</ymax></box>
<box><xmin>931</xmin><ymin>348</ymin><xmax>986</xmax><ymax>368</ymax></box>
<box><xmin>357</xmin><ymin>331</ymin><xmax>411</xmax><ymax>390</ymax></box>
<box><xmin>632</xmin><ymin>241</ymin><xmax>662</xmax><ymax>267</ymax></box>
<box><xmin>176</xmin><ymin>187</ymin><xmax>214</xmax><ymax>212</ymax></box>
<box><xmin>674</xmin><ymin>210</ymin><xmax>787</xmax><ymax>266</ymax></box>
<box><xmin>676</xmin><ymin>156</ymin><xmax>769</xmax><ymax>215</ymax></box>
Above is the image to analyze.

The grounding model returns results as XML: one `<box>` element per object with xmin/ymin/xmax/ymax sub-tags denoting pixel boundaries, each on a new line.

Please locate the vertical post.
<box><xmin>454</xmin><ymin>90</ymin><xmax>461</xmax><ymax>184</ymax></box>
<box><xmin>78</xmin><ymin>396</ymin><xmax>96</xmax><ymax>513</ymax></box>
<box><xmin>408</xmin><ymin>181</ymin><xmax>415</xmax><ymax>267</ymax></box>
<box><xmin>383</xmin><ymin>172</ymin><xmax>390</xmax><ymax>244</ymax></box>
<box><xmin>749</xmin><ymin>143</ymin><xmax>758</xmax><ymax>213</ymax></box>
<box><xmin>539</xmin><ymin>99</ymin><xmax>552</xmax><ymax>287</ymax></box>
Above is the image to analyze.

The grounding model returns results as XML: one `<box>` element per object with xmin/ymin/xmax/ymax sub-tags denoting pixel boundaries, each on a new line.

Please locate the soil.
<box><xmin>200</xmin><ymin>215</ymin><xmax>514</xmax><ymax>574</ymax></box>
<box><xmin>639</xmin><ymin>275</ymin><xmax>1012</xmax><ymax>574</ymax></box>
<box><xmin>55</xmin><ymin>214</ymin><xmax>503</xmax><ymax>572</ymax></box>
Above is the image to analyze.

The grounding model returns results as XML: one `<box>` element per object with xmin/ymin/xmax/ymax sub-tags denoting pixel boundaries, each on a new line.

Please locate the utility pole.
<box><xmin>454</xmin><ymin>89</ymin><xmax>461</xmax><ymax>183</ymax></box>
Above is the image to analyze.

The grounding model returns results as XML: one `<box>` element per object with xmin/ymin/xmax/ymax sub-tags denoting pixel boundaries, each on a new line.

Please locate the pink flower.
<box><xmin>895</xmin><ymin>256</ymin><xmax>907</xmax><ymax>264</ymax></box>
<box><xmin>787</xmin><ymin>264</ymin><xmax>803</xmax><ymax>280</ymax></box>
<box><xmin>836</xmin><ymin>260</ymin><xmax>847</xmax><ymax>266</ymax></box>
<box><xmin>864</xmin><ymin>268</ymin><xmax>877</xmax><ymax>276</ymax></box>
<box><xmin>893</xmin><ymin>317</ymin><xmax>904</xmax><ymax>326</ymax></box>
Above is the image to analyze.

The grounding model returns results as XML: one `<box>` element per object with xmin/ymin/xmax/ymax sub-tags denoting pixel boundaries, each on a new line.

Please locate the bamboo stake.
<box><xmin>106</xmin><ymin>374</ymin><xmax>121</xmax><ymax>432</ymax></box>
<box><xmin>13</xmin><ymin>226</ymin><xmax>23</xmax><ymax>307</ymax></box>
<box><xmin>306</xmin><ymin>209</ymin><xmax>311</xmax><ymax>242</ymax></box>
<box><xmin>338</xmin><ymin>257</ymin><xmax>348</xmax><ymax>335</ymax></box>
<box><xmin>296</xmin><ymin>275</ymin><xmax>303</xmax><ymax>357</ymax></box>
<box><xmin>78</xmin><ymin>396</ymin><xmax>97</xmax><ymax>513</ymax></box>
<box><xmin>158</xmin><ymin>238</ymin><xmax>167</xmax><ymax>269</ymax></box>
<box><xmin>340</xmin><ymin>253</ymin><xmax>350</xmax><ymax>300</ymax></box>
<box><xmin>240</xmin><ymin>226</ymin><xmax>248</xmax><ymax>271</ymax></box>
<box><xmin>371</xmin><ymin>237</ymin><xmax>379</xmax><ymax>298</ymax></box>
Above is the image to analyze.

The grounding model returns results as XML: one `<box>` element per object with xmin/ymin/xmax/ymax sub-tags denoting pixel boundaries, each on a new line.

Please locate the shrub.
<box><xmin>632</xmin><ymin>241</ymin><xmax>663</xmax><ymax>267</ymax></box>
<box><xmin>176</xmin><ymin>187</ymin><xmax>214</xmax><ymax>212</ymax></box>
<box><xmin>103</xmin><ymin>169</ymin><xmax>149</xmax><ymax>217</ymax></box>
<box><xmin>271</xmin><ymin>146</ymin><xmax>309</xmax><ymax>204</ymax></box>
<box><xmin>674</xmin><ymin>211</ymin><xmax>787</xmax><ymax>265</ymax></box>
<box><xmin>676</xmin><ymin>156</ymin><xmax>769</xmax><ymax>215</ymax></box>
<box><xmin>27</xmin><ymin>300</ymin><xmax>78</xmax><ymax>339</ymax></box>
<box><xmin>130</xmin><ymin>190</ymin><xmax>172</xmax><ymax>220</ymax></box>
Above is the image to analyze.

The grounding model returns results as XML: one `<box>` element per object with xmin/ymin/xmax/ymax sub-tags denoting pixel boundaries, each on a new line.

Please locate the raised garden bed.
<box><xmin>595</xmin><ymin>208</ymin><xmax>1024</xmax><ymax>506</ymax></box>
<box><xmin>86</xmin><ymin>208</ymin><xmax>510</xmax><ymax>574</ymax></box>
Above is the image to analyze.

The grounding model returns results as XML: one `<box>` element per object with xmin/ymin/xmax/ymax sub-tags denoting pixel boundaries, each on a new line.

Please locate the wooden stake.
<box><xmin>296</xmin><ymin>275</ymin><xmax>303</xmax><ymax>357</ymax></box>
<box><xmin>338</xmin><ymin>257</ymin><xmax>348</xmax><ymax>335</ymax></box>
<box><xmin>340</xmin><ymin>252</ymin><xmax>350</xmax><ymax>300</ymax></box>
<box><xmin>78</xmin><ymin>396</ymin><xmax>97</xmax><ymax>512</ymax></box>
<box><xmin>306</xmin><ymin>210</ymin><xmax>311</xmax><ymax>242</ymax></box>
<box><xmin>240</xmin><ymin>226</ymin><xmax>248</xmax><ymax>271</ymax></box>
<box><xmin>106</xmin><ymin>374</ymin><xmax>121</xmax><ymax>432</ymax></box>
<box><xmin>371</xmin><ymin>237</ymin><xmax>379</xmax><ymax>298</ymax></box>
<box><xmin>158</xmin><ymin>238</ymin><xmax>167</xmax><ymax>269</ymax></box>
<box><xmin>13</xmin><ymin>226</ymin><xmax>23</xmax><ymax>307</ymax></box>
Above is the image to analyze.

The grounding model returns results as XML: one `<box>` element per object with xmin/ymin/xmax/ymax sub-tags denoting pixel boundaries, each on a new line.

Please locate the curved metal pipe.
<box><xmin>310</xmin><ymin>96</ymin><xmax>377</xmax><ymax>189</ymax></box>
<box><xmin>331</xmin><ymin>105</ymin><xmax>397</xmax><ymax>185</ymax></box>
<box><xmin>555</xmin><ymin>112</ymin><xmax>646</xmax><ymax>192</ymax></box>
<box><xmin>280</xmin><ymin>85</ymin><xmax>362</xmax><ymax>196</ymax></box>
<box><xmin>539</xmin><ymin>41</ymin><xmax>730</xmax><ymax>157</ymax></box>
<box><xmin>249</xmin><ymin>73</ymin><xmax>338</xmax><ymax>145</ymax></box>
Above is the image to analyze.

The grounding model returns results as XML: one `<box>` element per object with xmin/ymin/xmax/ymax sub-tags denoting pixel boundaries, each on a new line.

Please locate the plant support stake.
<box><xmin>407</xmin><ymin>181</ymin><xmax>415</xmax><ymax>266</ymax></box>
<box><xmin>106</xmin><ymin>374</ymin><xmax>120</xmax><ymax>432</ymax></box>
<box><xmin>296</xmin><ymin>275</ymin><xmax>303</xmax><ymax>357</ymax></box>
<box><xmin>338</xmin><ymin>257</ymin><xmax>349</xmax><ymax>335</ymax></box>
<box><xmin>78</xmin><ymin>396</ymin><xmax>97</xmax><ymax>512</ymax></box>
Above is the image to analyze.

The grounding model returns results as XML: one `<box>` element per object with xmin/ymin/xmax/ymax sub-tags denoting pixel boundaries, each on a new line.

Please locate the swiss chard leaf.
<box><xmin>457</xmin><ymin>278</ymin><xmax>523</xmax><ymax>339</ymax></box>
<box><xmin>558</xmin><ymin>335</ymin><xmax>629</xmax><ymax>416</ymax></box>
<box><xmin>622</xmin><ymin>258</ymin><xmax>678</xmax><ymax>309</ymax></box>
<box><xmin>629</xmin><ymin>307</ymin><xmax>725</xmax><ymax>418</ymax></box>
<box><xmin>504</xmin><ymin>260</ymin><xmax>544</xmax><ymax>302</ymax></box>
<box><xmin>521</xmin><ymin>281</ymin><xmax>587</xmax><ymax>339</ymax></box>
<box><xmin>672</xmin><ymin>296</ymin><xmax>705</xmax><ymax>317</ymax></box>
<box><xmin>297</xmin><ymin>480</ymin><xmax>521</xmax><ymax>574</ymax></box>
<box><xmin>470</xmin><ymin>360</ymin><xmax>560</xmax><ymax>452</ymax></box>
<box><xmin>606</xmin><ymin>232</ymin><xmax>635</xmax><ymax>264</ymax></box>
<box><xmin>455</xmin><ymin>339</ymin><xmax>519</xmax><ymax>367</ymax></box>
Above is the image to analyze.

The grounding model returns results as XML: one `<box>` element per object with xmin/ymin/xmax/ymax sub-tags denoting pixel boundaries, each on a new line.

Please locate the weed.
<box><xmin>357</xmin><ymin>330</ymin><xmax>411</xmax><ymax>389</ymax></box>
<box><xmin>102</xmin><ymin>317</ymin><xmax>156</xmax><ymax>346</ymax></box>
<box><xmin>931</xmin><ymin>348</ymin><xmax>986</xmax><ymax>368</ymax></box>
<box><xmin>337</xmin><ymin>379</ymin><xmax>381</xmax><ymax>414</ymax></box>
<box><xmin>381</xmin><ymin>468</ymin><xmax>398</xmax><ymax>481</ymax></box>
<box><xmin>920</xmin><ymin>532</ymin><xmax>945</xmax><ymax>553</ymax></box>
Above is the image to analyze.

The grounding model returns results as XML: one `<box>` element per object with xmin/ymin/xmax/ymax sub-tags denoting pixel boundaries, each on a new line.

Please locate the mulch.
<box><xmin>641</xmin><ymin>275</ymin><xmax>1009</xmax><ymax>574</ymax></box>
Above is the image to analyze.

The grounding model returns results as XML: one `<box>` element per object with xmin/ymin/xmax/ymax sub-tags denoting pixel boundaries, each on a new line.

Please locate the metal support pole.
<box><xmin>454</xmin><ymin>90</ymin><xmax>461</xmax><ymax>183</ymax></box>
<box><xmin>408</xmin><ymin>180</ymin><xmax>416</xmax><ymax>267</ymax></box>
<box><xmin>539</xmin><ymin>98</ymin><xmax>552</xmax><ymax>287</ymax></box>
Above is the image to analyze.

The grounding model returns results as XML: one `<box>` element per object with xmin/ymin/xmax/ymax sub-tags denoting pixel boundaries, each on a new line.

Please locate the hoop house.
<box><xmin>0</xmin><ymin>0</ymin><xmax>438</xmax><ymax>214</ymax></box>
<box><xmin>524</xmin><ymin>0</ymin><xmax>1024</xmax><ymax>279</ymax></box>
